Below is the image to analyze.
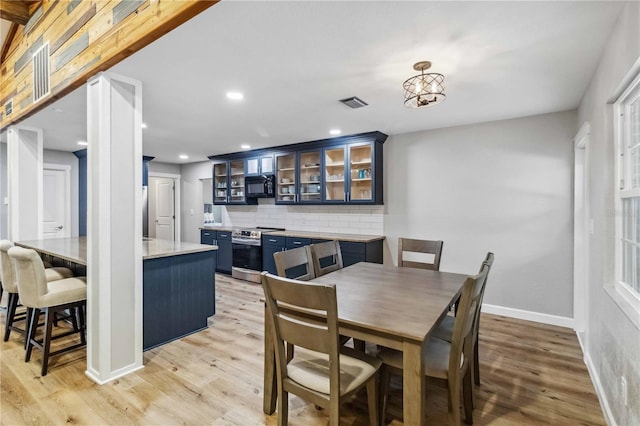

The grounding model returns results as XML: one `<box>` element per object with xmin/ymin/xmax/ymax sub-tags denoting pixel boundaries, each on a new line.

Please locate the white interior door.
<box><xmin>42</xmin><ymin>165</ymin><xmax>70</xmax><ymax>239</ymax></box>
<box><xmin>153</xmin><ymin>177</ymin><xmax>175</xmax><ymax>241</ymax></box>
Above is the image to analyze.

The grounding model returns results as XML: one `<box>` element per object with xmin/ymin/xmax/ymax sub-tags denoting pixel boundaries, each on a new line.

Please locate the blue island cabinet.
<box><xmin>142</xmin><ymin>250</ymin><xmax>216</xmax><ymax>350</ymax></box>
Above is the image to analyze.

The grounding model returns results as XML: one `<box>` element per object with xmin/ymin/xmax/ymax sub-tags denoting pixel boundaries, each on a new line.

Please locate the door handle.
<box><xmin>56</xmin><ymin>225</ymin><xmax>63</xmax><ymax>230</ymax></box>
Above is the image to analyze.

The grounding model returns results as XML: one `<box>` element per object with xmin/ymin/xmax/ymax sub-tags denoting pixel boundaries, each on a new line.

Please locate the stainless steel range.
<box><xmin>231</xmin><ymin>227</ymin><xmax>284</xmax><ymax>283</ymax></box>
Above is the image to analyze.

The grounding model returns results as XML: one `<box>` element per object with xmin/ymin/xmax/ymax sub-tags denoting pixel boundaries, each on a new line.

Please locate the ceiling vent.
<box><xmin>5</xmin><ymin>99</ymin><xmax>13</xmax><ymax>116</ymax></box>
<box><xmin>339</xmin><ymin>96</ymin><xmax>368</xmax><ymax>109</ymax></box>
<box><xmin>32</xmin><ymin>43</ymin><xmax>50</xmax><ymax>103</ymax></box>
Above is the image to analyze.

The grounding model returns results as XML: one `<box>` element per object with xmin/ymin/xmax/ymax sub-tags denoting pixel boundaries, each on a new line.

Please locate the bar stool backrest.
<box><xmin>0</xmin><ymin>240</ymin><xmax>17</xmax><ymax>293</ymax></box>
<box><xmin>7</xmin><ymin>247</ymin><xmax>49</xmax><ymax>308</ymax></box>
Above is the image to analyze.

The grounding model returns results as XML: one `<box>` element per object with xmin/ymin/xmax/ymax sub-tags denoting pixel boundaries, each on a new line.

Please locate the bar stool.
<box><xmin>0</xmin><ymin>240</ymin><xmax>75</xmax><ymax>342</ymax></box>
<box><xmin>8</xmin><ymin>246</ymin><xmax>86</xmax><ymax>376</ymax></box>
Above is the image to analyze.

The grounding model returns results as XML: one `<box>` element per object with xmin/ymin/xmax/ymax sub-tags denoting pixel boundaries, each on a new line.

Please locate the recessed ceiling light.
<box><xmin>141</xmin><ymin>123</ymin><xmax>148</xmax><ymax>129</ymax></box>
<box><xmin>53</xmin><ymin>108</ymin><xmax>63</xmax><ymax>113</ymax></box>
<box><xmin>226</xmin><ymin>92</ymin><xmax>244</xmax><ymax>101</ymax></box>
<box><xmin>329</xmin><ymin>129</ymin><xmax>342</xmax><ymax>136</ymax></box>
<box><xmin>179</xmin><ymin>154</ymin><xmax>189</xmax><ymax>159</ymax></box>
<box><xmin>77</xmin><ymin>141</ymin><xmax>88</xmax><ymax>146</ymax></box>
<box><xmin>241</xmin><ymin>144</ymin><xmax>251</xmax><ymax>150</ymax></box>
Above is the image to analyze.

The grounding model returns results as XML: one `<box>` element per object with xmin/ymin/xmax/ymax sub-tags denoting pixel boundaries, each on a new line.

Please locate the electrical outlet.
<box><xmin>621</xmin><ymin>376</ymin><xmax>628</xmax><ymax>407</ymax></box>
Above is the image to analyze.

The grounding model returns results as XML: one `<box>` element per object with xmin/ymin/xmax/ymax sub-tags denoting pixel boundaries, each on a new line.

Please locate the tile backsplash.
<box><xmin>222</xmin><ymin>199</ymin><xmax>383</xmax><ymax>235</ymax></box>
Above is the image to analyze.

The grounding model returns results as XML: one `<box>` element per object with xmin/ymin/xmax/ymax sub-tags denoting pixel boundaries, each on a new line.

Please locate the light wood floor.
<box><xmin>1</xmin><ymin>274</ymin><xmax>605</xmax><ymax>425</ymax></box>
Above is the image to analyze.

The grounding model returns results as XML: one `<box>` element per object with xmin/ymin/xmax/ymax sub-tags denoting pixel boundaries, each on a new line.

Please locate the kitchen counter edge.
<box><xmin>262</xmin><ymin>230</ymin><xmax>385</xmax><ymax>243</ymax></box>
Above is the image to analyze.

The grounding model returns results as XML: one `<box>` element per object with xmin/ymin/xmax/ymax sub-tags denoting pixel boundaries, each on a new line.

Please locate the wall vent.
<box><xmin>339</xmin><ymin>96</ymin><xmax>368</xmax><ymax>109</ymax></box>
<box><xmin>32</xmin><ymin>43</ymin><xmax>50</xmax><ymax>103</ymax></box>
<box><xmin>4</xmin><ymin>99</ymin><xmax>13</xmax><ymax>116</ymax></box>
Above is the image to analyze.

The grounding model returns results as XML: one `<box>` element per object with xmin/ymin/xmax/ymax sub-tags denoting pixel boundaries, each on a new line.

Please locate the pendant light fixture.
<box><xmin>403</xmin><ymin>61</ymin><xmax>446</xmax><ymax>108</ymax></box>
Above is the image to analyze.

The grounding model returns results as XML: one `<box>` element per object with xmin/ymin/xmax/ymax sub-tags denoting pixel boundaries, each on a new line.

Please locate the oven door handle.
<box><xmin>231</xmin><ymin>239</ymin><xmax>262</xmax><ymax>247</ymax></box>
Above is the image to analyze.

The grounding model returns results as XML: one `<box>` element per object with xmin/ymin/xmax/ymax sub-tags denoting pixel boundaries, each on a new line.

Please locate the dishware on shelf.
<box><xmin>281</xmin><ymin>187</ymin><xmax>289</xmax><ymax>194</ymax></box>
<box><xmin>281</xmin><ymin>178</ymin><xmax>290</xmax><ymax>184</ymax></box>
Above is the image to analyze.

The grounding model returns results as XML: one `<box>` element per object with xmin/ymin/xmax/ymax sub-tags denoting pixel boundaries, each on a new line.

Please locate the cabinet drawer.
<box><xmin>263</xmin><ymin>235</ymin><xmax>286</xmax><ymax>246</ymax></box>
<box><xmin>286</xmin><ymin>237</ymin><xmax>312</xmax><ymax>249</ymax></box>
<box><xmin>201</xmin><ymin>230</ymin><xmax>216</xmax><ymax>245</ymax></box>
<box><xmin>217</xmin><ymin>231</ymin><xmax>231</xmax><ymax>240</ymax></box>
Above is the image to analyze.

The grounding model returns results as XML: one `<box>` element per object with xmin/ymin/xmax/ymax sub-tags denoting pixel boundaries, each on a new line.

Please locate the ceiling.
<box><xmin>9</xmin><ymin>1</ymin><xmax>625</xmax><ymax>163</ymax></box>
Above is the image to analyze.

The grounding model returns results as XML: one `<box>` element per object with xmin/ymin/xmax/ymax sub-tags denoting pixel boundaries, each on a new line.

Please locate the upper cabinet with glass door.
<box><xmin>349</xmin><ymin>143</ymin><xmax>373</xmax><ymax>202</ymax></box>
<box><xmin>213</xmin><ymin>162</ymin><xmax>228</xmax><ymax>204</ymax></box>
<box><xmin>213</xmin><ymin>159</ymin><xmax>255</xmax><ymax>205</ymax></box>
<box><xmin>210</xmin><ymin>131</ymin><xmax>387</xmax><ymax>205</ymax></box>
<box><xmin>275</xmin><ymin>153</ymin><xmax>297</xmax><ymax>203</ymax></box>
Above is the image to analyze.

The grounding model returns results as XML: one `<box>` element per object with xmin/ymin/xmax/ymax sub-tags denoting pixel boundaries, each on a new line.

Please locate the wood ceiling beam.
<box><xmin>0</xmin><ymin>22</ymin><xmax>18</xmax><ymax>63</ymax></box>
<box><xmin>0</xmin><ymin>1</ymin><xmax>31</xmax><ymax>26</ymax></box>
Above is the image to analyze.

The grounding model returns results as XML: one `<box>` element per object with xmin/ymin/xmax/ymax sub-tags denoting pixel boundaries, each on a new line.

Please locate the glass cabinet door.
<box><xmin>276</xmin><ymin>153</ymin><xmax>296</xmax><ymax>203</ymax></box>
<box><xmin>324</xmin><ymin>146</ymin><xmax>346</xmax><ymax>202</ymax></box>
<box><xmin>213</xmin><ymin>163</ymin><xmax>228</xmax><ymax>204</ymax></box>
<box><xmin>349</xmin><ymin>143</ymin><xmax>373</xmax><ymax>202</ymax></box>
<box><xmin>229</xmin><ymin>159</ymin><xmax>246</xmax><ymax>203</ymax></box>
<box><xmin>298</xmin><ymin>150</ymin><xmax>321</xmax><ymax>203</ymax></box>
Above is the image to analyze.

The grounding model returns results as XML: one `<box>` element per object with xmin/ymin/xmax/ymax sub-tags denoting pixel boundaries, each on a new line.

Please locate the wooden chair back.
<box><xmin>448</xmin><ymin>265</ymin><xmax>489</xmax><ymax>387</ymax></box>
<box><xmin>310</xmin><ymin>241</ymin><xmax>343</xmax><ymax>277</ymax></box>
<box><xmin>397</xmin><ymin>237</ymin><xmax>443</xmax><ymax>271</ymax></box>
<box><xmin>273</xmin><ymin>245</ymin><xmax>315</xmax><ymax>281</ymax></box>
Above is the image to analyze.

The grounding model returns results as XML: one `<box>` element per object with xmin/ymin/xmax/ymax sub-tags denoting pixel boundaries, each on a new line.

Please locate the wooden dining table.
<box><xmin>262</xmin><ymin>261</ymin><xmax>468</xmax><ymax>426</ymax></box>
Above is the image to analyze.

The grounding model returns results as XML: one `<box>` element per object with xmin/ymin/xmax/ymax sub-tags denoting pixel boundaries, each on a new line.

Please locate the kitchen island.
<box><xmin>16</xmin><ymin>237</ymin><xmax>218</xmax><ymax>350</ymax></box>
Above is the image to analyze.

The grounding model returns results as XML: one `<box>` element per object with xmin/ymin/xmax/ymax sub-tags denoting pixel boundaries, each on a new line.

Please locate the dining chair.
<box><xmin>378</xmin><ymin>264</ymin><xmax>489</xmax><ymax>426</ymax></box>
<box><xmin>0</xmin><ymin>240</ymin><xmax>75</xmax><ymax>342</ymax></box>
<box><xmin>310</xmin><ymin>240</ymin><xmax>343</xmax><ymax>277</ymax></box>
<box><xmin>8</xmin><ymin>246</ymin><xmax>87</xmax><ymax>376</ymax></box>
<box><xmin>261</xmin><ymin>271</ymin><xmax>381</xmax><ymax>426</ymax></box>
<box><xmin>273</xmin><ymin>245</ymin><xmax>315</xmax><ymax>280</ymax></box>
<box><xmin>397</xmin><ymin>237</ymin><xmax>444</xmax><ymax>271</ymax></box>
<box><xmin>433</xmin><ymin>252</ymin><xmax>495</xmax><ymax>387</ymax></box>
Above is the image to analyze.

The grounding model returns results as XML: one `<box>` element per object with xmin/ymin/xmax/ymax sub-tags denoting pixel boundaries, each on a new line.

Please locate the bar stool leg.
<box><xmin>25</xmin><ymin>308</ymin><xmax>40</xmax><ymax>362</ymax></box>
<box><xmin>76</xmin><ymin>305</ymin><xmax>86</xmax><ymax>345</ymax></box>
<box><xmin>41</xmin><ymin>308</ymin><xmax>54</xmax><ymax>376</ymax></box>
<box><xmin>3</xmin><ymin>293</ymin><xmax>18</xmax><ymax>341</ymax></box>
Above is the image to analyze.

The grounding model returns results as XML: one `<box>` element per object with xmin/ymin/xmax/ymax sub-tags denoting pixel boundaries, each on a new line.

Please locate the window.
<box><xmin>615</xmin><ymin>70</ymin><xmax>640</xmax><ymax>307</ymax></box>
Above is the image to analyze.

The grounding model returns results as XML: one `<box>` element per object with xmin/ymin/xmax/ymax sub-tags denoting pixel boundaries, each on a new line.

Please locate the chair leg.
<box><xmin>473</xmin><ymin>334</ymin><xmax>480</xmax><ymax>386</ymax></box>
<box><xmin>25</xmin><ymin>308</ymin><xmax>40</xmax><ymax>362</ymax></box>
<box><xmin>447</xmin><ymin>378</ymin><xmax>461</xmax><ymax>426</ymax></box>
<box><xmin>41</xmin><ymin>308</ymin><xmax>54</xmax><ymax>376</ymax></box>
<box><xmin>366</xmin><ymin>375</ymin><xmax>380</xmax><ymax>426</ymax></box>
<box><xmin>463</xmin><ymin>368</ymin><xmax>474</xmax><ymax>425</ymax></box>
<box><xmin>277</xmin><ymin>390</ymin><xmax>288</xmax><ymax>426</ymax></box>
<box><xmin>4</xmin><ymin>293</ymin><xmax>18</xmax><ymax>341</ymax></box>
<box><xmin>379</xmin><ymin>365</ymin><xmax>390</xmax><ymax>425</ymax></box>
<box><xmin>354</xmin><ymin>339</ymin><xmax>366</xmax><ymax>352</ymax></box>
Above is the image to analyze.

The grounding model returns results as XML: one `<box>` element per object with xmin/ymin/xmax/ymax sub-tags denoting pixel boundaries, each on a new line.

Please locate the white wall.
<box><xmin>0</xmin><ymin>142</ymin><xmax>7</xmax><ymax>238</ymax></box>
<box><xmin>385</xmin><ymin>110</ymin><xmax>576</xmax><ymax>319</ymax></box>
<box><xmin>181</xmin><ymin>161</ymin><xmax>213</xmax><ymax>243</ymax></box>
<box><xmin>577</xmin><ymin>2</ymin><xmax>640</xmax><ymax>425</ymax></box>
<box><xmin>43</xmin><ymin>149</ymin><xmax>80</xmax><ymax>237</ymax></box>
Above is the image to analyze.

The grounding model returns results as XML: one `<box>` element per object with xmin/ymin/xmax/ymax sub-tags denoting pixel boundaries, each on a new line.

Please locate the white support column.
<box><xmin>7</xmin><ymin>125</ymin><xmax>44</xmax><ymax>241</ymax></box>
<box><xmin>86</xmin><ymin>72</ymin><xmax>143</xmax><ymax>384</ymax></box>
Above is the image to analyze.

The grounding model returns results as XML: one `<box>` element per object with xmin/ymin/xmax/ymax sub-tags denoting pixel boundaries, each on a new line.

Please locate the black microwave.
<box><xmin>245</xmin><ymin>175</ymin><xmax>275</xmax><ymax>198</ymax></box>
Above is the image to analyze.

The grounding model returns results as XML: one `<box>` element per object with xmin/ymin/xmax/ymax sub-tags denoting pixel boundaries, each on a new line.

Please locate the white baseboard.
<box><xmin>584</xmin><ymin>351</ymin><xmax>617</xmax><ymax>426</ymax></box>
<box><xmin>482</xmin><ymin>303</ymin><xmax>574</xmax><ymax>328</ymax></box>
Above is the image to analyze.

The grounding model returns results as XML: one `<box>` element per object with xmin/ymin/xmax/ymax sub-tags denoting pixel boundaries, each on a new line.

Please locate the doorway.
<box><xmin>148</xmin><ymin>173</ymin><xmax>181</xmax><ymax>241</ymax></box>
<box><xmin>42</xmin><ymin>164</ymin><xmax>71</xmax><ymax>239</ymax></box>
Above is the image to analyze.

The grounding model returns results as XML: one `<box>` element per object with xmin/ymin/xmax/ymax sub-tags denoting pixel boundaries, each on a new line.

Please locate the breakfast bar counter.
<box><xmin>16</xmin><ymin>237</ymin><xmax>218</xmax><ymax>350</ymax></box>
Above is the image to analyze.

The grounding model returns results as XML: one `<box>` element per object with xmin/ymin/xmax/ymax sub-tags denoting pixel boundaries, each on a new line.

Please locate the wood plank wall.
<box><xmin>0</xmin><ymin>0</ymin><xmax>217</xmax><ymax>130</ymax></box>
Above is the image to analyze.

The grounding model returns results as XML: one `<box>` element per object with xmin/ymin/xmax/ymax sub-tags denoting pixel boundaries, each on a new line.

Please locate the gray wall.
<box><xmin>384</xmin><ymin>110</ymin><xmax>576</xmax><ymax>318</ymax></box>
<box><xmin>43</xmin><ymin>149</ymin><xmax>80</xmax><ymax>237</ymax></box>
<box><xmin>180</xmin><ymin>161</ymin><xmax>213</xmax><ymax>243</ymax></box>
<box><xmin>0</xmin><ymin>142</ymin><xmax>6</xmax><ymax>238</ymax></box>
<box><xmin>578</xmin><ymin>1</ymin><xmax>640</xmax><ymax>424</ymax></box>
<box><xmin>148</xmin><ymin>161</ymin><xmax>181</xmax><ymax>175</ymax></box>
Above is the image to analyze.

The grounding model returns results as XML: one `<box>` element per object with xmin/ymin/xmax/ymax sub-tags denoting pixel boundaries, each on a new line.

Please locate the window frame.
<box><xmin>613</xmin><ymin>69</ymin><xmax>640</xmax><ymax>317</ymax></box>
